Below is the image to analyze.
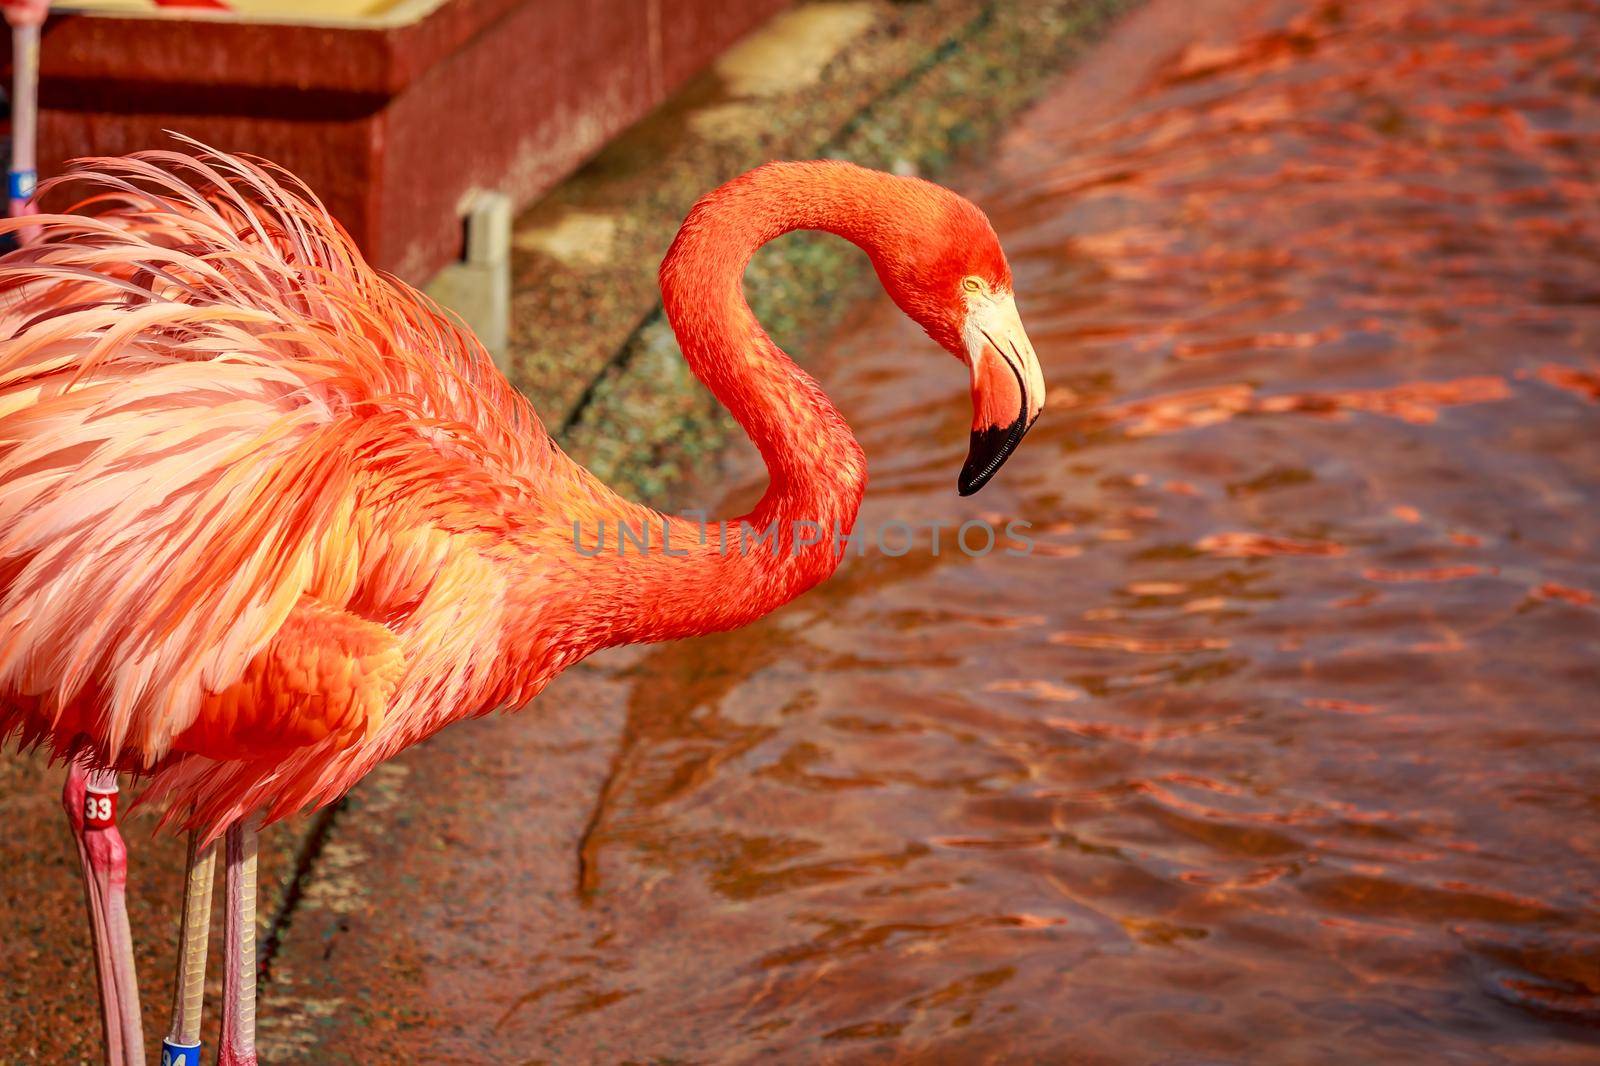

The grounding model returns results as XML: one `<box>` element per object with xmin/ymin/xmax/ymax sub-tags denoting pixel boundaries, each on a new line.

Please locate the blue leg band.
<box><xmin>160</xmin><ymin>1038</ymin><xmax>202</xmax><ymax>1066</ymax></box>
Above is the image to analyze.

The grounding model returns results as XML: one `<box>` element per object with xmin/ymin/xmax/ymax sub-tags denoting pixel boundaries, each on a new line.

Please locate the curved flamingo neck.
<box><xmin>662</xmin><ymin>163</ymin><xmax>917</xmax><ymax>481</ymax></box>
<box><xmin>588</xmin><ymin>163</ymin><xmax>931</xmax><ymax>646</ymax></box>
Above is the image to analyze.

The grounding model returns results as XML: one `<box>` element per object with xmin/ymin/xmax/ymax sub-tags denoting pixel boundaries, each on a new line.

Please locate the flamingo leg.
<box><xmin>217</xmin><ymin>821</ymin><xmax>258</xmax><ymax>1066</ymax></box>
<box><xmin>63</xmin><ymin>761</ymin><xmax>147</xmax><ymax>1066</ymax></box>
<box><xmin>8</xmin><ymin>20</ymin><xmax>40</xmax><ymax>242</ymax></box>
<box><xmin>161</xmin><ymin>832</ymin><xmax>216</xmax><ymax>1066</ymax></box>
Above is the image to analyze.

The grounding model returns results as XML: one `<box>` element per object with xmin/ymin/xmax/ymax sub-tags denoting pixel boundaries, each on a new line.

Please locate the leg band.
<box><xmin>160</xmin><ymin>1038</ymin><xmax>202</xmax><ymax>1065</ymax></box>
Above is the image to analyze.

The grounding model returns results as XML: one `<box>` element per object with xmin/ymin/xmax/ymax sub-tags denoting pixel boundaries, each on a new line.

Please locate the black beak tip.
<box><xmin>958</xmin><ymin>415</ymin><xmax>1029</xmax><ymax>496</ymax></box>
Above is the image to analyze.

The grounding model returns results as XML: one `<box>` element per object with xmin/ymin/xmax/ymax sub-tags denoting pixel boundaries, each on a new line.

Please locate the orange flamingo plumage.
<box><xmin>0</xmin><ymin>142</ymin><xmax>1043</xmax><ymax>1064</ymax></box>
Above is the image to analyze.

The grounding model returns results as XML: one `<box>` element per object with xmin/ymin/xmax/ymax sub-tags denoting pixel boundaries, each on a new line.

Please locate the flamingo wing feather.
<box><xmin>0</xmin><ymin>138</ymin><xmax>550</xmax><ymax>782</ymax></box>
<box><xmin>178</xmin><ymin>597</ymin><xmax>404</xmax><ymax>761</ymax></box>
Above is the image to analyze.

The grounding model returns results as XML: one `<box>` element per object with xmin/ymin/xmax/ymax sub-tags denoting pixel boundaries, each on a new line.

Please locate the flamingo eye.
<box><xmin>962</xmin><ymin>277</ymin><xmax>984</xmax><ymax>294</ymax></box>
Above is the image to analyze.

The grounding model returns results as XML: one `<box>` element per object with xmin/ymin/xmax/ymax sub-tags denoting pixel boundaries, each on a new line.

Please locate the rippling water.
<box><xmin>275</xmin><ymin>0</ymin><xmax>1600</xmax><ymax>1060</ymax></box>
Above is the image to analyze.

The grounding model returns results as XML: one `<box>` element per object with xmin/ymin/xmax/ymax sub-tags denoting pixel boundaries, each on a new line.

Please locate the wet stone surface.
<box><xmin>259</xmin><ymin>0</ymin><xmax>1600</xmax><ymax>1061</ymax></box>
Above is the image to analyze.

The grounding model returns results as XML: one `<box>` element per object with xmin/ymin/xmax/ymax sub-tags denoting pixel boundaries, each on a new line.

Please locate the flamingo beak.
<box><xmin>958</xmin><ymin>293</ymin><xmax>1045</xmax><ymax>496</ymax></box>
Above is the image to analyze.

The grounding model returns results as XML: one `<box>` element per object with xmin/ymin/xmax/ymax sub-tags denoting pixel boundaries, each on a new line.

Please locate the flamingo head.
<box><xmin>869</xmin><ymin>185</ymin><xmax>1046</xmax><ymax>496</ymax></box>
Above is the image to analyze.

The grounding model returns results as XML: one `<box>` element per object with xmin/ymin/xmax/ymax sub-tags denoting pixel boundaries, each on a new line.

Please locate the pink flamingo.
<box><xmin>0</xmin><ymin>142</ymin><xmax>1043</xmax><ymax>1063</ymax></box>
<box><xmin>3</xmin><ymin>10</ymin><xmax>234</xmax><ymax>1066</ymax></box>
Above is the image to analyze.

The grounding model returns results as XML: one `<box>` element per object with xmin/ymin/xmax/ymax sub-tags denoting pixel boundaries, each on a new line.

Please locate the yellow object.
<box><xmin>55</xmin><ymin>0</ymin><xmax>442</xmax><ymax>27</ymax></box>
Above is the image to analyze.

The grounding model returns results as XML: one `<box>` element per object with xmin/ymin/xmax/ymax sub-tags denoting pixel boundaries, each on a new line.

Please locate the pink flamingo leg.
<box><xmin>218</xmin><ymin>821</ymin><xmax>258</xmax><ymax>1066</ymax></box>
<box><xmin>162</xmin><ymin>832</ymin><xmax>216</xmax><ymax>1066</ymax></box>
<box><xmin>63</xmin><ymin>761</ymin><xmax>147</xmax><ymax>1066</ymax></box>
<box><xmin>8</xmin><ymin>18</ymin><xmax>40</xmax><ymax>243</ymax></box>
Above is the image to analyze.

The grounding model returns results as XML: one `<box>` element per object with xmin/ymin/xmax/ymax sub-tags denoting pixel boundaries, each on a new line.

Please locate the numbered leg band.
<box><xmin>84</xmin><ymin>785</ymin><xmax>119</xmax><ymax>830</ymax></box>
<box><xmin>160</xmin><ymin>1038</ymin><xmax>202</xmax><ymax>1066</ymax></box>
<box><xmin>8</xmin><ymin>169</ymin><xmax>35</xmax><ymax>200</ymax></box>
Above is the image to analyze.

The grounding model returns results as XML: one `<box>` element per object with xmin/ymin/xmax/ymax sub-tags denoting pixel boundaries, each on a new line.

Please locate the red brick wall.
<box><xmin>27</xmin><ymin>0</ymin><xmax>790</xmax><ymax>279</ymax></box>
